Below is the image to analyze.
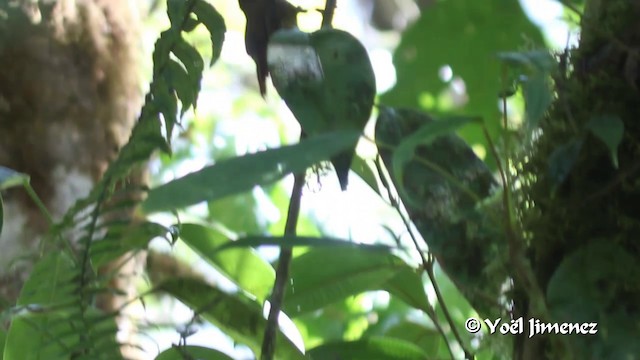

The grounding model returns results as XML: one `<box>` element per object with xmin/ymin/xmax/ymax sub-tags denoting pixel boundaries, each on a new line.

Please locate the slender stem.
<box><xmin>20</xmin><ymin>180</ymin><xmax>78</xmax><ymax>262</ymax></box>
<box><xmin>321</xmin><ymin>0</ymin><xmax>336</xmax><ymax>28</ymax></box>
<box><xmin>376</xmin><ymin>157</ymin><xmax>470</xmax><ymax>359</ymax></box>
<box><xmin>260</xmin><ymin>170</ymin><xmax>305</xmax><ymax>360</ymax></box>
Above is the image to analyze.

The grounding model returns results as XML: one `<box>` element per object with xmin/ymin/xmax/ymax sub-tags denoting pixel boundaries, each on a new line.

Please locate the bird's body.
<box><xmin>268</xmin><ymin>28</ymin><xmax>376</xmax><ymax>190</ymax></box>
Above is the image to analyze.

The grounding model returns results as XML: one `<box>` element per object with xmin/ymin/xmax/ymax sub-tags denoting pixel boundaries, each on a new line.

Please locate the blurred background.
<box><xmin>129</xmin><ymin>0</ymin><xmax>576</xmax><ymax>358</ymax></box>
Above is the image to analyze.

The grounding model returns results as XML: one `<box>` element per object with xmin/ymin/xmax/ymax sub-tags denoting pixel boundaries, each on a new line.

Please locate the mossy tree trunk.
<box><xmin>519</xmin><ymin>0</ymin><xmax>640</xmax><ymax>358</ymax></box>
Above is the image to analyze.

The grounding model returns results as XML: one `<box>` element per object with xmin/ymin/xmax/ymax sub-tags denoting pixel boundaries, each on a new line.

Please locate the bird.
<box><xmin>238</xmin><ymin>0</ymin><xmax>303</xmax><ymax>96</ymax></box>
<box><xmin>268</xmin><ymin>28</ymin><xmax>376</xmax><ymax>190</ymax></box>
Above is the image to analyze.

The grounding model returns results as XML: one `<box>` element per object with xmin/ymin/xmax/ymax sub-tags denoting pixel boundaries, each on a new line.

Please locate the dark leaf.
<box><xmin>193</xmin><ymin>0</ymin><xmax>226</xmax><ymax>66</ymax></box>
<box><xmin>142</xmin><ymin>131</ymin><xmax>359</xmax><ymax>213</ymax></box>
<box><xmin>157</xmin><ymin>278</ymin><xmax>304</xmax><ymax>359</ymax></box>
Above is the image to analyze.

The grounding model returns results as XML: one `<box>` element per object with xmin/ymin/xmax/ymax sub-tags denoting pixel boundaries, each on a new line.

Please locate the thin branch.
<box><xmin>260</xmin><ymin>169</ymin><xmax>305</xmax><ymax>360</ymax></box>
<box><xmin>374</xmin><ymin>156</ymin><xmax>470</xmax><ymax>359</ymax></box>
<box><xmin>321</xmin><ymin>0</ymin><xmax>336</xmax><ymax>28</ymax></box>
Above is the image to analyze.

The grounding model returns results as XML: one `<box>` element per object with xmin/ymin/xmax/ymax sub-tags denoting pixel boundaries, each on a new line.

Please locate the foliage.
<box><xmin>0</xmin><ymin>0</ymin><xmax>638</xmax><ymax>359</ymax></box>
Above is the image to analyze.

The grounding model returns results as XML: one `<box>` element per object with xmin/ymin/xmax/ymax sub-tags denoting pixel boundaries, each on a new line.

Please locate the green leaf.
<box><xmin>376</xmin><ymin>107</ymin><xmax>504</xmax><ymax>318</ymax></box>
<box><xmin>15</xmin><ymin>252</ymin><xmax>76</xmax><ymax>306</ymax></box>
<box><xmin>141</xmin><ymin>131</ymin><xmax>359</xmax><ymax>213</ymax></box>
<box><xmin>166</xmin><ymin>0</ymin><xmax>188</xmax><ymax>30</ymax></box>
<box><xmin>153</xmin><ymin>77</ymin><xmax>179</xmax><ymax>141</ymax></box>
<box><xmin>0</xmin><ymin>166</ymin><xmax>28</xmax><ymax>190</ymax></box>
<box><xmin>547</xmin><ymin>241</ymin><xmax>640</xmax><ymax>359</ymax></box>
<box><xmin>164</xmin><ymin>59</ymin><xmax>196</xmax><ymax>116</ymax></box>
<box><xmin>0</xmin><ymin>329</ymin><xmax>5</xmax><ymax>360</ymax></box>
<box><xmin>284</xmin><ymin>248</ymin><xmax>407</xmax><ymax>316</ymax></box>
<box><xmin>172</xmin><ymin>38</ymin><xmax>204</xmax><ymax>110</ymax></box>
<box><xmin>307</xmin><ymin>337</ymin><xmax>429</xmax><ymax>360</ymax></box>
<box><xmin>5</xmin><ymin>252</ymin><xmax>121</xmax><ymax>360</ymax></box>
<box><xmin>586</xmin><ymin>114</ymin><xmax>624</xmax><ymax>168</ymax></box>
<box><xmin>90</xmin><ymin>221</ymin><xmax>168</xmax><ymax>267</ymax></box>
<box><xmin>153</xmin><ymin>30</ymin><xmax>179</xmax><ymax>76</ymax></box>
<box><xmin>523</xmin><ymin>75</ymin><xmax>553</xmax><ymax>128</ymax></box>
<box><xmin>382</xmin><ymin>268</ymin><xmax>430</xmax><ymax>313</ymax></box>
<box><xmin>207</xmin><ymin>192</ymin><xmax>262</xmax><ymax>234</ymax></box>
<box><xmin>213</xmin><ymin>235</ymin><xmax>393</xmax><ymax>253</ymax></box>
<box><xmin>497</xmin><ymin>50</ymin><xmax>556</xmax><ymax>73</ymax></box>
<box><xmin>384</xmin><ymin>322</ymin><xmax>444</xmax><ymax>356</ymax></box>
<box><xmin>548</xmin><ymin>138</ymin><xmax>583</xmax><ymax>185</ymax></box>
<box><xmin>382</xmin><ymin>0</ymin><xmax>544</xmax><ymax>168</ymax></box>
<box><xmin>178</xmin><ymin>223</ymin><xmax>275</xmax><ymax>303</ymax></box>
<box><xmin>351</xmin><ymin>155</ymin><xmax>381</xmax><ymax>195</ymax></box>
<box><xmin>193</xmin><ymin>0</ymin><xmax>226</xmax><ymax>66</ymax></box>
<box><xmin>155</xmin><ymin>345</ymin><xmax>234</xmax><ymax>360</ymax></box>
<box><xmin>157</xmin><ymin>278</ymin><xmax>304</xmax><ymax>360</ymax></box>
<box><xmin>388</xmin><ymin>110</ymin><xmax>481</xmax><ymax>197</ymax></box>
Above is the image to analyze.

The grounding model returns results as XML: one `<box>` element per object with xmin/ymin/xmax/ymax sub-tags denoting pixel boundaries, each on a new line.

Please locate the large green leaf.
<box><xmin>382</xmin><ymin>0</ymin><xmax>544</xmax><ymax>166</ymax></box>
<box><xmin>178</xmin><ymin>223</ymin><xmax>275</xmax><ymax>303</ymax></box>
<box><xmin>547</xmin><ymin>241</ymin><xmax>640</xmax><ymax>359</ymax></box>
<box><xmin>157</xmin><ymin>278</ymin><xmax>304</xmax><ymax>360</ymax></box>
<box><xmin>382</xmin><ymin>268</ymin><xmax>430</xmax><ymax>313</ymax></box>
<box><xmin>376</xmin><ymin>107</ymin><xmax>505</xmax><ymax>318</ymax></box>
<box><xmin>283</xmin><ymin>248</ymin><xmax>408</xmax><ymax>316</ymax></box>
<box><xmin>155</xmin><ymin>345</ymin><xmax>233</xmax><ymax>360</ymax></box>
<box><xmin>142</xmin><ymin>131</ymin><xmax>359</xmax><ymax>213</ymax></box>
<box><xmin>384</xmin><ymin>321</ymin><xmax>444</xmax><ymax>357</ymax></box>
<box><xmin>307</xmin><ymin>337</ymin><xmax>429</xmax><ymax>360</ymax></box>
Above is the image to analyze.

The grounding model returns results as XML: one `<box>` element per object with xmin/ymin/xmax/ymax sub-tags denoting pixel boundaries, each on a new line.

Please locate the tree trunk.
<box><xmin>519</xmin><ymin>0</ymin><xmax>640</xmax><ymax>358</ymax></box>
<box><xmin>0</xmin><ymin>0</ymin><xmax>141</xmax><ymax>312</ymax></box>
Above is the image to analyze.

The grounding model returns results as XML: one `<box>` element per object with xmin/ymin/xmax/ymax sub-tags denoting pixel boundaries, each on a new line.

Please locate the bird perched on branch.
<box><xmin>238</xmin><ymin>0</ymin><xmax>304</xmax><ymax>96</ymax></box>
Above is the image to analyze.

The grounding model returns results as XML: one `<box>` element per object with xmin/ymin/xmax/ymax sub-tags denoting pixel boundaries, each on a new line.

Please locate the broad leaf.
<box><xmin>157</xmin><ymin>278</ymin><xmax>304</xmax><ymax>360</ymax></box>
<box><xmin>547</xmin><ymin>241</ymin><xmax>640</xmax><ymax>359</ymax></box>
<box><xmin>307</xmin><ymin>337</ymin><xmax>429</xmax><ymax>360</ymax></box>
<box><xmin>284</xmin><ymin>248</ymin><xmax>406</xmax><ymax>316</ymax></box>
<box><xmin>382</xmin><ymin>0</ymin><xmax>544</xmax><ymax>168</ymax></box>
<box><xmin>142</xmin><ymin>131</ymin><xmax>359</xmax><ymax>213</ymax></box>
<box><xmin>376</xmin><ymin>107</ymin><xmax>504</xmax><ymax>318</ymax></box>
<box><xmin>178</xmin><ymin>223</ymin><xmax>275</xmax><ymax>303</ymax></box>
<box><xmin>156</xmin><ymin>345</ymin><xmax>234</xmax><ymax>360</ymax></box>
<box><xmin>523</xmin><ymin>75</ymin><xmax>553</xmax><ymax>128</ymax></box>
<box><xmin>382</xmin><ymin>268</ymin><xmax>430</xmax><ymax>313</ymax></box>
<box><xmin>385</xmin><ymin>322</ymin><xmax>444</xmax><ymax>356</ymax></box>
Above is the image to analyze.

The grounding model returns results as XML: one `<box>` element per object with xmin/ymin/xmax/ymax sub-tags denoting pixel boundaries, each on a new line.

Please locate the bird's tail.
<box><xmin>331</xmin><ymin>150</ymin><xmax>355</xmax><ymax>191</ymax></box>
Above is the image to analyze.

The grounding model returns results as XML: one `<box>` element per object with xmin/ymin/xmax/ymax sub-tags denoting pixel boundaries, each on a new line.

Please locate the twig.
<box><xmin>374</xmin><ymin>157</ymin><xmax>471</xmax><ymax>359</ymax></box>
<box><xmin>320</xmin><ymin>0</ymin><xmax>336</xmax><ymax>28</ymax></box>
<box><xmin>260</xmin><ymin>169</ymin><xmax>305</xmax><ymax>360</ymax></box>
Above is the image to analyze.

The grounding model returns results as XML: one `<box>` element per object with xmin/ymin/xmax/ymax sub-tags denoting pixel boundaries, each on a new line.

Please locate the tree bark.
<box><xmin>0</xmin><ymin>0</ymin><xmax>142</xmax><ymax>314</ymax></box>
<box><xmin>519</xmin><ymin>0</ymin><xmax>640</xmax><ymax>358</ymax></box>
